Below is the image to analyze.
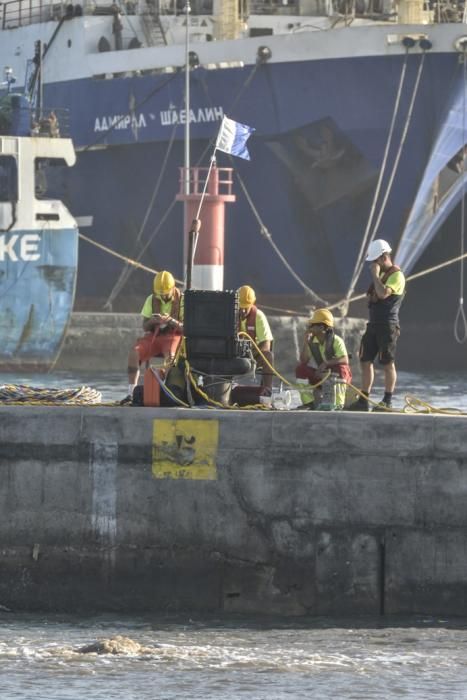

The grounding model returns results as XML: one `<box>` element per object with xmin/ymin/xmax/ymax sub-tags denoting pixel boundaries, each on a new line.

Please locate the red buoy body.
<box><xmin>176</xmin><ymin>166</ymin><xmax>236</xmax><ymax>290</ymax></box>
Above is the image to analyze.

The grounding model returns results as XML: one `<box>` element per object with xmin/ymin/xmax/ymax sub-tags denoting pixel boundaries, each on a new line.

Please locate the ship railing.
<box><xmin>179</xmin><ymin>166</ymin><xmax>234</xmax><ymax>197</ymax></box>
<box><xmin>0</xmin><ymin>0</ymin><xmax>72</xmax><ymax>29</ymax></box>
<box><xmin>157</xmin><ymin>1</ymin><xmax>213</xmax><ymax>14</ymax></box>
<box><xmin>249</xmin><ymin>0</ymin><xmax>299</xmax><ymax>14</ymax></box>
<box><xmin>249</xmin><ymin>0</ymin><xmax>389</xmax><ymax>19</ymax></box>
<box><xmin>1</xmin><ymin>0</ymin><xmax>112</xmax><ymax>28</ymax></box>
<box><xmin>431</xmin><ymin>0</ymin><xmax>465</xmax><ymax>23</ymax></box>
<box><xmin>31</xmin><ymin>107</ymin><xmax>70</xmax><ymax>137</ymax></box>
<box><xmin>0</xmin><ymin>106</ymin><xmax>71</xmax><ymax>138</ymax></box>
<box><xmin>248</xmin><ymin>0</ymin><xmax>459</xmax><ymax>22</ymax></box>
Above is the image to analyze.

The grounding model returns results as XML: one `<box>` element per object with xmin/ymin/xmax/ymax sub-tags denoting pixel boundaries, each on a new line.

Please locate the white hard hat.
<box><xmin>366</xmin><ymin>239</ymin><xmax>392</xmax><ymax>262</ymax></box>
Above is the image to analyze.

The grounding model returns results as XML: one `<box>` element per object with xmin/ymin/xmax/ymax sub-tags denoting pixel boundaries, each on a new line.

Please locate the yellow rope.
<box><xmin>185</xmin><ymin>360</ymin><xmax>271</xmax><ymax>410</ymax></box>
<box><xmin>237</xmin><ymin>331</ymin><xmax>331</xmax><ymax>390</ymax></box>
<box><xmin>0</xmin><ymin>384</ymin><xmax>103</xmax><ymax>405</ymax></box>
<box><xmin>154</xmin><ymin>369</ymin><xmax>191</xmax><ymax>408</ymax></box>
<box><xmin>402</xmin><ymin>395</ymin><xmax>467</xmax><ymax>415</ymax></box>
<box><xmin>1</xmin><ymin>377</ymin><xmax>465</xmax><ymax>415</ymax></box>
<box><xmin>228</xmin><ymin>343</ymin><xmax>467</xmax><ymax>415</ymax></box>
<box><xmin>343</xmin><ymin>382</ymin><xmax>467</xmax><ymax>415</ymax></box>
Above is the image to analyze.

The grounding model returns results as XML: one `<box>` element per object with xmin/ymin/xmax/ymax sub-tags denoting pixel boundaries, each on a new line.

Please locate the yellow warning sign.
<box><xmin>152</xmin><ymin>419</ymin><xmax>219</xmax><ymax>480</ymax></box>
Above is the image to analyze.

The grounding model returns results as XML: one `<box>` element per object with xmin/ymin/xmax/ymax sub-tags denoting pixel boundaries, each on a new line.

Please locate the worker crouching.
<box><xmin>295</xmin><ymin>308</ymin><xmax>352</xmax><ymax>409</ymax></box>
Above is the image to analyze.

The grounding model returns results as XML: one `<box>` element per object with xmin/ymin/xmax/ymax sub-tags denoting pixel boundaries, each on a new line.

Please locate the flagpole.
<box><xmin>193</xmin><ymin>115</ymin><xmax>225</xmax><ymax>222</ymax></box>
<box><xmin>192</xmin><ymin>115</ymin><xmax>254</xmax><ymax>254</ymax></box>
<box><xmin>183</xmin><ymin>0</ymin><xmax>192</xmax><ymax>288</ymax></box>
<box><xmin>190</xmin><ymin>152</ymin><xmax>216</xmax><ymax>265</ymax></box>
<box><xmin>195</xmin><ymin>154</ymin><xmax>217</xmax><ymax>221</ymax></box>
<box><xmin>184</xmin><ymin>1</ymin><xmax>191</xmax><ymax>197</ymax></box>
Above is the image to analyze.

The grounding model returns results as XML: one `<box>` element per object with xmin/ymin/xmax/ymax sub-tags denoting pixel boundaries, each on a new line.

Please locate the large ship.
<box><xmin>0</xmin><ymin>98</ymin><xmax>79</xmax><ymax>370</ymax></box>
<box><xmin>1</xmin><ymin>0</ymin><xmax>466</xmax><ymax>322</ymax></box>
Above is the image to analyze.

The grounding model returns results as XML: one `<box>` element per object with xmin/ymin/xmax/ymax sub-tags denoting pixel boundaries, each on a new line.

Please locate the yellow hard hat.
<box><xmin>309</xmin><ymin>308</ymin><xmax>334</xmax><ymax>328</ymax></box>
<box><xmin>238</xmin><ymin>285</ymin><xmax>256</xmax><ymax>308</ymax></box>
<box><xmin>154</xmin><ymin>270</ymin><xmax>175</xmax><ymax>295</ymax></box>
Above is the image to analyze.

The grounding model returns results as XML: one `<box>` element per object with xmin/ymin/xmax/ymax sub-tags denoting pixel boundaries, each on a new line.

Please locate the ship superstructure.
<box><xmin>1</xmin><ymin>0</ymin><xmax>466</xmax><ymax>312</ymax></box>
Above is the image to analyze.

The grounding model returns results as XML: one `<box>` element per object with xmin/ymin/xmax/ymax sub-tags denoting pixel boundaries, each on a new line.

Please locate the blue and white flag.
<box><xmin>215</xmin><ymin>116</ymin><xmax>255</xmax><ymax>160</ymax></box>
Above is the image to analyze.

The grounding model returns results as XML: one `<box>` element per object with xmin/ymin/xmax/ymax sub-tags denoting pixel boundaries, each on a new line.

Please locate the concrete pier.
<box><xmin>0</xmin><ymin>406</ymin><xmax>466</xmax><ymax>616</ymax></box>
<box><xmin>55</xmin><ymin>313</ymin><xmax>366</xmax><ymax>375</ymax></box>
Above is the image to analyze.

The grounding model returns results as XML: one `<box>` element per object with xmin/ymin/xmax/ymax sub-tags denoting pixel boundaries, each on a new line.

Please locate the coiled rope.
<box><xmin>0</xmin><ymin>384</ymin><xmax>102</xmax><ymax>405</ymax></box>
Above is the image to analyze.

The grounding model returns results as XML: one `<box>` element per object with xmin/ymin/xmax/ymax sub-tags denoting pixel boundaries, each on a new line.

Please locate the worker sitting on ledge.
<box><xmin>295</xmin><ymin>308</ymin><xmax>352</xmax><ymax>409</ymax></box>
<box><xmin>123</xmin><ymin>269</ymin><xmax>184</xmax><ymax>403</ymax></box>
<box><xmin>238</xmin><ymin>285</ymin><xmax>274</xmax><ymax>394</ymax></box>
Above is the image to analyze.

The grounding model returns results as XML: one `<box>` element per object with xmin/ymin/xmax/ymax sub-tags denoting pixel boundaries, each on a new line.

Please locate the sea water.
<box><xmin>1</xmin><ymin>613</ymin><xmax>467</xmax><ymax>699</ymax></box>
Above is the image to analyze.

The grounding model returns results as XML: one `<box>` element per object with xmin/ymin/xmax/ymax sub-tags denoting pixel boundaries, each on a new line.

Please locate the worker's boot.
<box><xmin>347</xmin><ymin>396</ymin><xmax>370</xmax><ymax>411</ymax></box>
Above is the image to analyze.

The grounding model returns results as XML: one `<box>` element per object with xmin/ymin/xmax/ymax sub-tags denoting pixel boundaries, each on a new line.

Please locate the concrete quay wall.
<box><xmin>1</xmin><ymin>406</ymin><xmax>467</xmax><ymax>616</ymax></box>
<box><xmin>56</xmin><ymin>312</ymin><xmax>366</xmax><ymax>375</ymax></box>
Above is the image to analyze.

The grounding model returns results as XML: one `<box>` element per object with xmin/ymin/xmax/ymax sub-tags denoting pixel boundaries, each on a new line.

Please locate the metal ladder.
<box><xmin>141</xmin><ymin>3</ymin><xmax>167</xmax><ymax>46</ymax></box>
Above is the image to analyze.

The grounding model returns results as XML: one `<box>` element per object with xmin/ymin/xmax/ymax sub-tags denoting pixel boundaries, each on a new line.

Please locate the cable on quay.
<box><xmin>233</xmin><ymin>338</ymin><xmax>467</xmax><ymax>415</ymax></box>
<box><xmin>1</xmin><ymin>376</ymin><xmax>465</xmax><ymax>415</ymax></box>
<box><xmin>1</xmin><ymin>334</ymin><xmax>464</xmax><ymax>414</ymax></box>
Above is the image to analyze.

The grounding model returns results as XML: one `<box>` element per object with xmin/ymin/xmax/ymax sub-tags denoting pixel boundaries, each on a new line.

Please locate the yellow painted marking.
<box><xmin>152</xmin><ymin>419</ymin><xmax>218</xmax><ymax>480</ymax></box>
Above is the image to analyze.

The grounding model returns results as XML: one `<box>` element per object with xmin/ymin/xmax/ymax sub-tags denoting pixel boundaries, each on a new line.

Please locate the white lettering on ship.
<box><xmin>93</xmin><ymin>113</ymin><xmax>147</xmax><ymax>132</ymax></box>
<box><xmin>0</xmin><ymin>234</ymin><xmax>40</xmax><ymax>261</ymax></box>
<box><xmin>160</xmin><ymin>106</ymin><xmax>223</xmax><ymax>126</ymax></box>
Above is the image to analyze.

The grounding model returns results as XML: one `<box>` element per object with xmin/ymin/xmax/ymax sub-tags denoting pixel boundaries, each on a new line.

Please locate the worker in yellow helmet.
<box><xmin>124</xmin><ymin>269</ymin><xmax>184</xmax><ymax>402</ymax></box>
<box><xmin>238</xmin><ymin>285</ymin><xmax>274</xmax><ymax>394</ymax></box>
<box><xmin>295</xmin><ymin>308</ymin><xmax>351</xmax><ymax>409</ymax></box>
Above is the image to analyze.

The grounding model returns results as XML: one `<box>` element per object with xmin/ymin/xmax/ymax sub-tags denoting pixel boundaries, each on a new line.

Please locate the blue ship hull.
<box><xmin>0</xmin><ymin>228</ymin><xmax>78</xmax><ymax>369</ymax></box>
<box><xmin>39</xmin><ymin>48</ymin><xmax>463</xmax><ymax>307</ymax></box>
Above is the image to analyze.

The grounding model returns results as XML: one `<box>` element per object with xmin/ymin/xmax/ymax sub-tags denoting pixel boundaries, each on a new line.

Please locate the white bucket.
<box><xmin>272</xmin><ymin>390</ymin><xmax>292</xmax><ymax>410</ymax></box>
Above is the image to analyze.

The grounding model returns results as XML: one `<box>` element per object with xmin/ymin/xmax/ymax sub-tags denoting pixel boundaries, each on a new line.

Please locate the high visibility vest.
<box><xmin>152</xmin><ymin>288</ymin><xmax>181</xmax><ymax>319</ymax></box>
<box><xmin>241</xmin><ymin>305</ymin><xmax>257</xmax><ymax>342</ymax></box>
<box><xmin>367</xmin><ymin>265</ymin><xmax>404</xmax><ymax>324</ymax></box>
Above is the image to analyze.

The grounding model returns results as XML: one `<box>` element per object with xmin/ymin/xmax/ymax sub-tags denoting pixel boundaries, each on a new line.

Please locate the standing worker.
<box><xmin>295</xmin><ymin>308</ymin><xmax>352</xmax><ymax>409</ymax></box>
<box><xmin>124</xmin><ymin>270</ymin><xmax>183</xmax><ymax>402</ymax></box>
<box><xmin>348</xmin><ymin>239</ymin><xmax>406</xmax><ymax>411</ymax></box>
<box><xmin>238</xmin><ymin>285</ymin><xmax>274</xmax><ymax>394</ymax></box>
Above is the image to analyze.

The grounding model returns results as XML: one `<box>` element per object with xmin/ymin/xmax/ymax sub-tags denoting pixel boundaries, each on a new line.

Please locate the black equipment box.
<box><xmin>184</xmin><ymin>290</ymin><xmax>238</xmax><ymax>338</ymax></box>
<box><xmin>185</xmin><ymin>337</ymin><xmax>252</xmax><ymax>360</ymax></box>
<box><xmin>185</xmin><ymin>336</ymin><xmax>236</xmax><ymax>359</ymax></box>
